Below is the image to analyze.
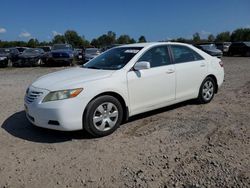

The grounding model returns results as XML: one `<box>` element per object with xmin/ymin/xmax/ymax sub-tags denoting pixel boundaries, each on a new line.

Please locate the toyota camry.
<box><xmin>24</xmin><ymin>42</ymin><xmax>224</xmax><ymax>137</ymax></box>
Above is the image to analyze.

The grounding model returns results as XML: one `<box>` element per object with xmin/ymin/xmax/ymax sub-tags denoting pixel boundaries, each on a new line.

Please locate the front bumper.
<box><xmin>14</xmin><ymin>58</ymin><xmax>39</xmax><ymax>66</ymax></box>
<box><xmin>46</xmin><ymin>57</ymin><xmax>73</xmax><ymax>64</ymax></box>
<box><xmin>0</xmin><ymin>59</ymin><xmax>8</xmax><ymax>67</ymax></box>
<box><xmin>24</xmin><ymin>86</ymin><xmax>88</xmax><ymax>131</ymax></box>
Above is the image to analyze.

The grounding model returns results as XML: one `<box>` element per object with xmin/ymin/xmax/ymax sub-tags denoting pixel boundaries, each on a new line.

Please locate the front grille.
<box><xmin>52</xmin><ymin>52</ymin><xmax>69</xmax><ymax>58</ymax></box>
<box><xmin>25</xmin><ymin>90</ymin><xmax>44</xmax><ymax>104</ymax></box>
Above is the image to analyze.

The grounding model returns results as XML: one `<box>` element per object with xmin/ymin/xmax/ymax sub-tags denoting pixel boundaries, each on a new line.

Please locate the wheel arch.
<box><xmin>83</xmin><ymin>91</ymin><xmax>129</xmax><ymax>124</ymax></box>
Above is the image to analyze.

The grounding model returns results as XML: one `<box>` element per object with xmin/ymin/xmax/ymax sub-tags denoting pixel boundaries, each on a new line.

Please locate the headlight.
<box><xmin>0</xmin><ymin>57</ymin><xmax>7</xmax><ymax>60</ymax></box>
<box><xmin>69</xmin><ymin>53</ymin><xmax>74</xmax><ymax>58</ymax></box>
<box><xmin>42</xmin><ymin>88</ymin><xmax>83</xmax><ymax>103</ymax></box>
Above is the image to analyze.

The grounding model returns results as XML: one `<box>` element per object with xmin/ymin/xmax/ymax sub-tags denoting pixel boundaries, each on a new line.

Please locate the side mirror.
<box><xmin>134</xmin><ymin>61</ymin><xmax>150</xmax><ymax>71</ymax></box>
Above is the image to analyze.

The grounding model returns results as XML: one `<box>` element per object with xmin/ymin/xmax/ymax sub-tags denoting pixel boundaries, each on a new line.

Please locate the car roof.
<box><xmin>86</xmin><ymin>48</ymin><xmax>99</xmax><ymax>50</ymax></box>
<box><xmin>119</xmin><ymin>42</ymin><xmax>192</xmax><ymax>48</ymax></box>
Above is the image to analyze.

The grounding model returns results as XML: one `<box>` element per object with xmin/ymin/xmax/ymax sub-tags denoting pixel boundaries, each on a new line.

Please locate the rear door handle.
<box><xmin>200</xmin><ymin>63</ymin><xmax>206</xmax><ymax>67</ymax></box>
<box><xmin>166</xmin><ymin>69</ymin><xmax>175</xmax><ymax>74</ymax></box>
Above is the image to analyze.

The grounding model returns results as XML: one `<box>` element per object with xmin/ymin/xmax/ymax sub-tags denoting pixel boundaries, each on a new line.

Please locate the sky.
<box><xmin>0</xmin><ymin>0</ymin><xmax>250</xmax><ymax>42</ymax></box>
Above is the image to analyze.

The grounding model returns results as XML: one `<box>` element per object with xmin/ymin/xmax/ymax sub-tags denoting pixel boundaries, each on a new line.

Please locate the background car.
<box><xmin>0</xmin><ymin>49</ymin><xmax>9</xmax><ymax>67</ymax></box>
<box><xmin>84</xmin><ymin>48</ymin><xmax>100</xmax><ymax>62</ymax></box>
<box><xmin>38</xmin><ymin>46</ymin><xmax>52</xmax><ymax>52</ymax></box>
<box><xmin>101</xmin><ymin>44</ymin><xmax>121</xmax><ymax>52</ymax></box>
<box><xmin>0</xmin><ymin>48</ymin><xmax>19</xmax><ymax>66</ymax></box>
<box><xmin>74</xmin><ymin>48</ymin><xmax>84</xmax><ymax>63</ymax></box>
<box><xmin>13</xmin><ymin>48</ymin><xmax>45</xmax><ymax>67</ymax></box>
<box><xmin>195</xmin><ymin>44</ymin><xmax>223</xmax><ymax>58</ymax></box>
<box><xmin>15</xmin><ymin>47</ymin><xmax>29</xmax><ymax>54</ymax></box>
<box><xmin>228</xmin><ymin>42</ymin><xmax>250</xmax><ymax>56</ymax></box>
<box><xmin>45</xmin><ymin>44</ymin><xmax>74</xmax><ymax>66</ymax></box>
<box><xmin>215</xmin><ymin>42</ymin><xmax>231</xmax><ymax>55</ymax></box>
<box><xmin>24</xmin><ymin>42</ymin><xmax>224</xmax><ymax>137</ymax></box>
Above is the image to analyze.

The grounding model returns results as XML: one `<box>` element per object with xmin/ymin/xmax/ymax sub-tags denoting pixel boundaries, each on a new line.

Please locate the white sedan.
<box><xmin>24</xmin><ymin>42</ymin><xmax>224</xmax><ymax>137</ymax></box>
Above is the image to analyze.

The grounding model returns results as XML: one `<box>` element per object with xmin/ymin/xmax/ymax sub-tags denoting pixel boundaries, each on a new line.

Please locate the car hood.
<box><xmin>0</xmin><ymin>53</ymin><xmax>8</xmax><ymax>57</ymax></box>
<box><xmin>86</xmin><ymin>53</ymin><xmax>98</xmax><ymax>56</ymax></box>
<box><xmin>32</xmin><ymin>67</ymin><xmax>115</xmax><ymax>91</ymax></box>
<box><xmin>205</xmin><ymin>48</ymin><xmax>222</xmax><ymax>53</ymax></box>
<box><xmin>19</xmin><ymin>53</ymin><xmax>41</xmax><ymax>58</ymax></box>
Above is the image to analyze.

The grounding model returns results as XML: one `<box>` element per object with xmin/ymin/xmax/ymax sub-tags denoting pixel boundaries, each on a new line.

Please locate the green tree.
<box><xmin>193</xmin><ymin>32</ymin><xmax>201</xmax><ymax>43</ymax></box>
<box><xmin>208</xmin><ymin>34</ymin><xmax>215</xmax><ymax>42</ymax></box>
<box><xmin>107</xmin><ymin>31</ymin><xmax>116</xmax><ymax>44</ymax></box>
<box><xmin>39</xmin><ymin>41</ymin><xmax>52</xmax><ymax>46</ymax></box>
<box><xmin>130</xmin><ymin>38</ymin><xmax>136</xmax><ymax>44</ymax></box>
<box><xmin>94</xmin><ymin>31</ymin><xmax>117</xmax><ymax>47</ymax></box>
<box><xmin>138</xmin><ymin>35</ymin><xmax>146</xmax><ymax>43</ymax></box>
<box><xmin>90</xmin><ymin>38</ymin><xmax>99</xmax><ymax>47</ymax></box>
<box><xmin>64</xmin><ymin>30</ymin><xmax>84</xmax><ymax>48</ymax></box>
<box><xmin>52</xmin><ymin>35</ymin><xmax>66</xmax><ymax>44</ymax></box>
<box><xmin>231</xmin><ymin>28</ymin><xmax>250</xmax><ymax>42</ymax></box>
<box><xmin>171</xmin><ymin>37</ymin><xmax>192</xmax><ymax>43</ymax></box>
<box><xmin>81</xmin><ymin>35</ymin><xmax>90</xmax><ymax>48</ymax></box>
<box><xmin>117</xmin><ymin>35</ymin><xmax>132</xmax><ymax>44</ymax></box>
<box><xmin>27</xmin><ymin>38</ymin><xmax>39</xmax><ymax>48</ymax></box>
<box><xmin>215</xmin><ymin>31</ymin><xmax>231</xmax><ymax>42</ymax></box>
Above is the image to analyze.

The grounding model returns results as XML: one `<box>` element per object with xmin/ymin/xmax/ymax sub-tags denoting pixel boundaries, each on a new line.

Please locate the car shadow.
<box><xmin>1</xmin><ymin>111</ymin><xmax>93</xmax><ymax>143</ymax></box>
<box><xmin>2</xmin><ymin>100</ymin><xmax>199</xmax><ymax>143</ymax></box>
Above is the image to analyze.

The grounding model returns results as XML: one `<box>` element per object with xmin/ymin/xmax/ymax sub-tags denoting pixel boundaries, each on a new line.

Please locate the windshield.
<box><xmin>201</xmin><ymin>44</ymin><xmax>217</xmax><ymax>50</ymax></box>
<box><xmin>0</xmin><ymin>48</ymin><xmax>8</xmax><ymax>54</ymax></box>
<box><xmin>40</xmin><ymin>47</ymin><xmax>51</xmax><ymax>52</ymax></box>
<box><xmin>86</xmin><ymin>48</ymin><xmax>99</xmax><ymax>54</ymax></box>
<box><xmin>52</xmin><ymin>44</ymin><xmax>72</xmax><ymax>50</ymax></box>
<box><xmin>83</xmin><ymin>47</ymin><xmax>143</xmax><ymax>70</ymax></box>
<box><xmin>244</xmin><ymin>42</ymin><xmax>250</xmax><ymax>47</ymax></box>
<box><xmin>23</xmin><ymin>49</ymin><xmax>43</xmax><ymax>54</ymax></box>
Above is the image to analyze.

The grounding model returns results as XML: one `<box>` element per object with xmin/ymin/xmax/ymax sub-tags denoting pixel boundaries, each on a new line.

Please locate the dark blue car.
<box><xmin>46</xmin><ymin>44</ymin><xmax>74</xmax><ymax>66</ymax></box>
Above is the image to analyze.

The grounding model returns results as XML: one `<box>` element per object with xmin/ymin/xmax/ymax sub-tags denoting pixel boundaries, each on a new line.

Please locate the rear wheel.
<box><xmin>34</xmin><ymin>58</ymin><xmax>42</xmax><ymax>66</ymax></box>
<box><xmin>245</xmin><ymin>51</ymin><xmax>250</xmax><ymax>57</ymax></box>
<box><xmin>197</xmin><ymin>77</ymin><xmax>216</xmax><ymax>104</ymax></box>
<box><xmin>7</xmin><ymin>59</ymin><xmax>12</xmax><ymax>67</ymax></box>
<box><xmin>83</xmin><ymin>95</ymin><xmax>123</xmax><ymax>137</ymax></box>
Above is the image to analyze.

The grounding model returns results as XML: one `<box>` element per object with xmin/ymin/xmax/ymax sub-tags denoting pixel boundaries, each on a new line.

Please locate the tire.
<box><xmin>245</xmin><ymin>51</ymin><xmax>250</xmax><ymax>57</ymax></box>
<box><xmin>197</xmin><ymin>77</ymin><xmax>216</xmax><ymax>104</ymax></box>
<box><xmin>7</xmin><ymin>59</ymin><xmax>12</xmax><ymax>67</ymax></box>
<box><xmin>83</xmin><ymin>95</ymin><xmax>123</xmax><ymax>137</ymax></box>
<box><xmin>228</xmin><ymin>50</ymin><xmax>233</xmax><ymax>56</ymax></box>
<box><xmin>34</xmin><ymin>58</ymin><xmax>42</xmax><ymax>67</ymax></box>
<box><xmin>69</xmin><ymin>60</ymin><xmax>73</xmax><ymax>66</ymax></box>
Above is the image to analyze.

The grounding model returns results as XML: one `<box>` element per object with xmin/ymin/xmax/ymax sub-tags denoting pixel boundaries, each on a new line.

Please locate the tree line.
<box><xmin>0</xmin><ymin>28</ymin><xmax>249</xmax><ymax>49</ymax></box>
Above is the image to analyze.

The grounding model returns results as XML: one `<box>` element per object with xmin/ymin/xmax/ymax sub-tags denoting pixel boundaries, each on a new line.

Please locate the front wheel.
<box><xmin>245</xmin><ymin>51</ymin><xmax>250</xmax><ymax>57</ymax></box>
<box><xmin>34</xmin><ymin>58</ymin><xmax>42</xmax><ymax>66</ymax></box>
<box><xmin>197</xmin><ymin>77</ymin><xmax>216</xmax><ymax>104</ymax></box>
<box><xmin>83</xmin><ymin>95</ymin><xmax>123</xmax><ymax>137</ymax></box>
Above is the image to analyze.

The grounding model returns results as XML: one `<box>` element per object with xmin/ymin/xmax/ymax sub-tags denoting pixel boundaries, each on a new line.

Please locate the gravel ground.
<box><xmin>0</xmin><ymin>57</ymin><xmax>249</xmax><ymax>188</ymax></box>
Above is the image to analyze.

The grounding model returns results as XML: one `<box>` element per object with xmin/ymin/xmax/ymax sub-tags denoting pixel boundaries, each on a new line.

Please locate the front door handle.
<box><xmin>166</xmin><ymin>69</ymin><xmax>175</xmax><ymax>74</ymax></box>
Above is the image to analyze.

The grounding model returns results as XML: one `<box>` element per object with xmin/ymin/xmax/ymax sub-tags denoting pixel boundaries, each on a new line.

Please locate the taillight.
<box><xmin>219</xmin><ymin>61</ymin><xmax>223</xmax><ymax>67</ymax></box>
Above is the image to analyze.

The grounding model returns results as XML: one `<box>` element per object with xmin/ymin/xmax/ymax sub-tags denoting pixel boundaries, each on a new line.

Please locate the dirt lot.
<box><xmin>0</xmin><ymin>57</ymin><xmax>249</xmax><ymax>188</ymax></box>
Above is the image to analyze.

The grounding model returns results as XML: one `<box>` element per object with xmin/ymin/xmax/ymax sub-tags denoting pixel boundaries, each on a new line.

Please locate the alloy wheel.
<box><xmin>202</xmin><ymin>80</ymin><xmax>214</xmax><ymax>101</ymax></box>
<box><xmin>93</xmin><ymin>102</ymin><xmax>119</xmax><ymax>131</ymax></box>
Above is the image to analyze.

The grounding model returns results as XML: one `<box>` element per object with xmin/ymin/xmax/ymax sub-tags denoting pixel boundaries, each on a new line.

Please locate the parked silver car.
<box><xmin>84</xmin><ymin>48</ymin><xmax>100</xmax><ymax>62</ymax></box>
<box><xmin>196</xmin><ymin>44</ymin><xmax>223</xmax><ymax>58</ymax></box>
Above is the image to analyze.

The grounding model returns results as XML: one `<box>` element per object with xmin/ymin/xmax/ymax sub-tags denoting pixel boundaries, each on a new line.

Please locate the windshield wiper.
<box><xmin>84</xmin><ymin>66</ymin><xmax>102</xmax><ymax>70</ymax></box>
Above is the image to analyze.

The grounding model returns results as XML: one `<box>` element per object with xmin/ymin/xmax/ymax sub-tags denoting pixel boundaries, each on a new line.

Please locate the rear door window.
<box><xmin>171</xmin><ymin>45</ymin><xmax>204</xmax><ymax>64</ymax></box>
